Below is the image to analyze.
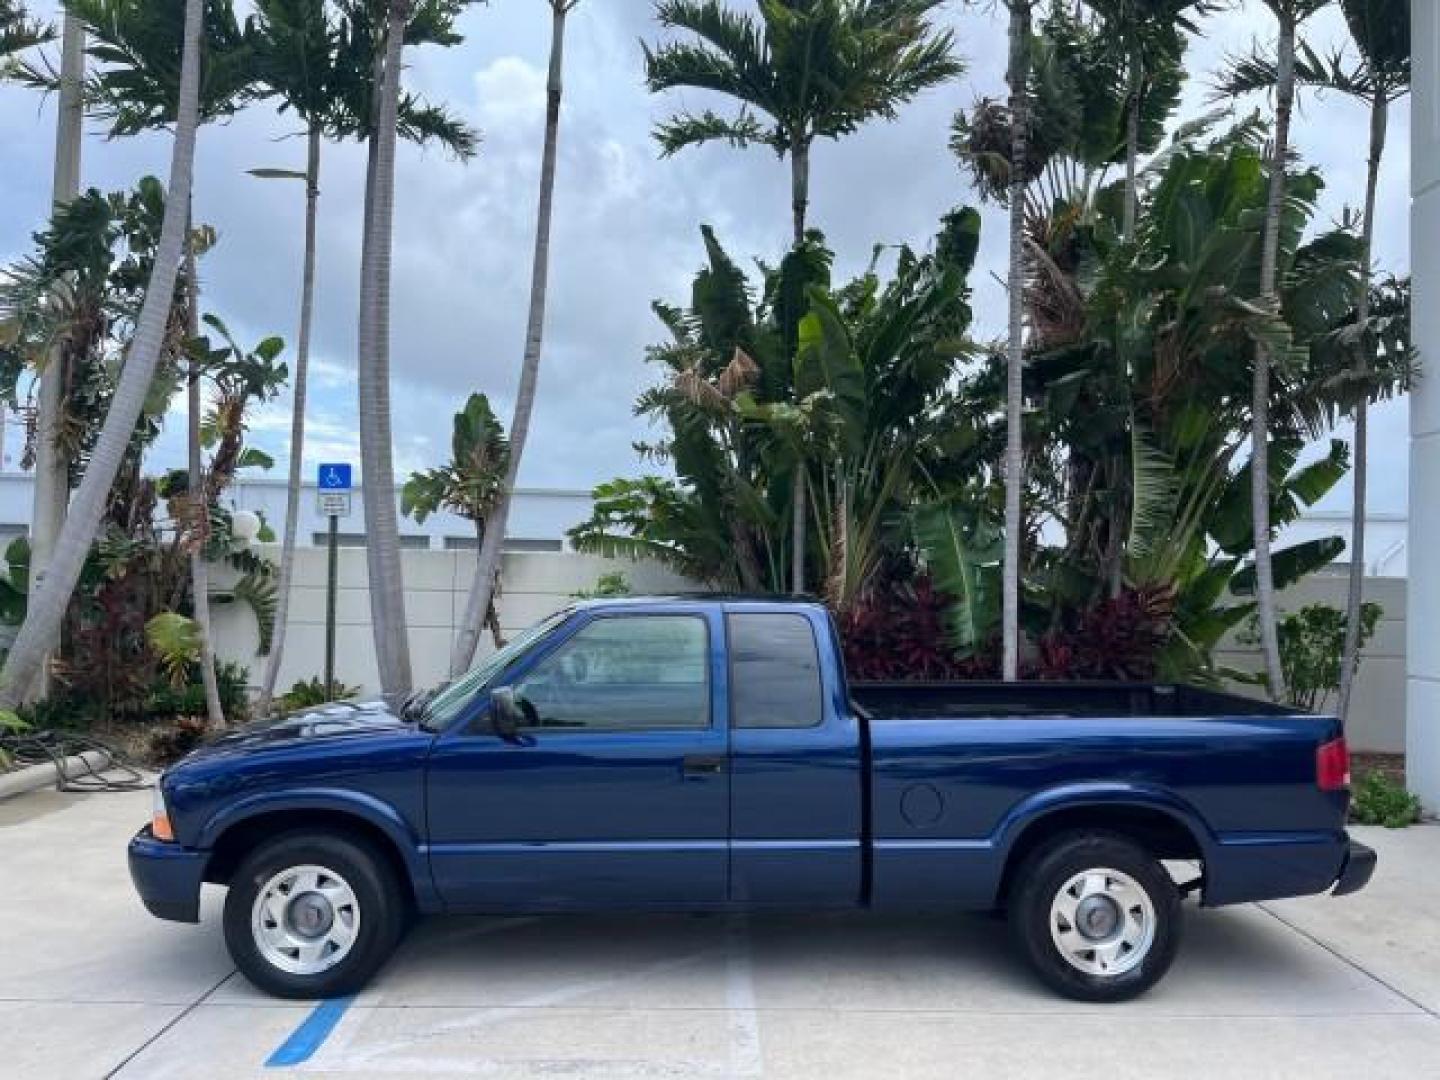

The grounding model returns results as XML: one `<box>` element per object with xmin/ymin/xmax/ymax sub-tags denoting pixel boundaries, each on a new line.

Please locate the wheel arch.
<box><xmin>200</xmin><ymin>791</ymin><xmax>431</xmax><ymax>910</ymax></box>
<box><xmin>994</xmin><ymin>787</ymin><xmax>1211</xmax><ymax>908</ymax></box>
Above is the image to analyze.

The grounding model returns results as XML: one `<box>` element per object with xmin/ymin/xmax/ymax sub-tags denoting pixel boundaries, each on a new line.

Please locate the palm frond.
<box><xmin>0</xmin><ymin>0</ymin><xmax>53</xmax><ymax>78</ymax></box>
<box><xmin>653</xmin><ymin>109</ymin><xmax>772</xmax><ymax>156</ymax></box>
<box><xmin>1127</xmin><ymin>420</ymin><xmax>1179</xmax><ymax>572</ymax></box>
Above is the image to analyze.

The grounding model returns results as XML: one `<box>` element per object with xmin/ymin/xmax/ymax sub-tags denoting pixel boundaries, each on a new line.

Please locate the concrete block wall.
<box><xmin>209</xmin><ymin>548</ymin><xmax>695</xmax><ymax>700</ymax></box>
<box><xmin>211</xmin><ymin>550</ymin><xmax>1405</xmax><ymax>753</ymax></box>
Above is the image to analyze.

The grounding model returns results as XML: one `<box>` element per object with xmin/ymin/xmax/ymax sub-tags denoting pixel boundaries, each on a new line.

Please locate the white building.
<box><xmin>0</xmin><ymin>470</ymin><xmax>592</xmax><ymax>554</ymax></box>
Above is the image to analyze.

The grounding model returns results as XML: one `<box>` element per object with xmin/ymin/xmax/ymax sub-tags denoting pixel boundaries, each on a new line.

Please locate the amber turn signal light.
<box><xmin>151</xmin><ymin>786</ymin><xmax>175</xmax><ymax>841</ymax></box>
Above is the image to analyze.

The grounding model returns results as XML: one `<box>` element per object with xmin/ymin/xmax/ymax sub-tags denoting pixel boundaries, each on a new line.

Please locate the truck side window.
<box><xmin>728</xmin><ymin>613</ymin><xmax>823</xmax><ymax>729</ymax></box>
<box><xmin>514</xmin><ymin>615</ymin><xmax>710</xmax><ymax>731</ymax></box>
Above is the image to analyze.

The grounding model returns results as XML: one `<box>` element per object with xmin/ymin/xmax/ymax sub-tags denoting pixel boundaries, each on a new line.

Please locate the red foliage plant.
<box><xmin>837</xmin><ymin>577</ymin><xmax>1174</xmax><ymax>684</ymax></box>
<box><xmin>837</xmin><ymin>574</ymin><xmax>998</xmax><ymax>682</ymax></box>
<box><xmin>1031</xmin><ymin>586</ymin><xmax>1175</xmax><ymax>682</ymax></box>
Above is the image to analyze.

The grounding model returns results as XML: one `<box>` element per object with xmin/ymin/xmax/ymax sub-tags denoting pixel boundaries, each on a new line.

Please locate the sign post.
<box><xmin>316</xmin><ymin>464</ymin><xmax>354</xmax><ymax>698</ymax></box>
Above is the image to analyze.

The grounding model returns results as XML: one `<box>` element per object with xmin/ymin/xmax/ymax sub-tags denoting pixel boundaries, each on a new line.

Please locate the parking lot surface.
<box><xmin>2</xmin><ymin>785</ymin><xmax>1438</xmax><ymax>1079</ymax></box>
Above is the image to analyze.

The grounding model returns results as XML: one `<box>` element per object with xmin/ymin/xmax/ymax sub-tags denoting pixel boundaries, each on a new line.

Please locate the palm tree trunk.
<box><xmin>790</xmin><ymin>139</ymin><xmax>811</xmax><ymax>595</ymax></box>
<box><xmin>26</xmin><ymin>10</ymin><xmax>85</xmax><ymax>703</ymax></box>
<box><xmin>1337</xmin><ymin>88</ymin><xmax>1388</xmax><ymax>723</ymax></box>
<box><xmin>451</xmin><ymin>1</ymin><xmax>572</xmax><ymax>676</ymax></box>
<box><xmin>184</xmin><ymin>223</ymin><xmax>224</xmax><ymax>727</ymax></box>
<box><xmin>1122</xmin><ymin>48</ymin><xmax>1141</xmax><ymax>243</ymax></box>
<box><xmin>357</xmin><ymin>1</ymin><xmax>414</xmax><ymax>696</ymax></box>
<box><xmin>1002</xmin><ymin>0</ymin><xmax>1030</xmax><ymax>682</ymax></box>
<box><xmin>791</xmin><ymin>138</ymin><xmax>810</xmax><ymax>247</ymax></box>
<box><xmin>474</xmin><ymin>519</ymin><xmax>505</xmax><ymax>650</ymax></box>
<box><xmin>0</xmin><ymin>0</ymin><xmax>204</xmax><ymax>709</ymax></box>
<box><xmin>791</xmin><ymin>462</ymin><xmax>806</xmax><ymax>594</ymax></box>
<box><xmin>1251</xmin><ymin>11</ymin><xmax>1295</xmax><ymax>702</ymax></box>
<box><xmin>258</xmin><ymin>122</ymin><xmax>323</xmax><ymax>714</ymax></box>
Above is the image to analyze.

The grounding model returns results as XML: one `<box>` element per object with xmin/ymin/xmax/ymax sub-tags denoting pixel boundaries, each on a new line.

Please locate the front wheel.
<box><xmin>1008</xmin><ymin>831</ymin><xmax>1181</xmax><ymax>1002</ymax></box>
<box><xmin>223</xmin><ymin>831</ymin><xmax>406</xmax><ymax>999</ymax></box>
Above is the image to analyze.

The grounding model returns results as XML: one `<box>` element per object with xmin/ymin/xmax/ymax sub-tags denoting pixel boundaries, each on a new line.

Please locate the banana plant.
<box><xmin>912</xmin><ymin>502</ymin><xmax>1003</xmax><ymax>657</ymax></box>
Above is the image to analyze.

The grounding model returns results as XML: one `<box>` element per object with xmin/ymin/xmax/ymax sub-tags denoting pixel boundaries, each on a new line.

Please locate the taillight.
<box><xmin>1317</xmin><ymin>736</ymin><xmax>1350</xmax><ymax>792</ymax></box>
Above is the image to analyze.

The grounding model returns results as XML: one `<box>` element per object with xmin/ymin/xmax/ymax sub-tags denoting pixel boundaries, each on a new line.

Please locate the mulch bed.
<box><xmin>1352</xmin><ymin>751</ymin><xmax>1405</xmax><ymax>786</ymax></box>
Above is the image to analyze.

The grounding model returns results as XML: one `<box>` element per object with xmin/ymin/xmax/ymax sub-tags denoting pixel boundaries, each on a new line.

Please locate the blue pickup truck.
<box><xmin>131</xmin><ymin>597</ymin><xmax>1374</xmax><ymax>1002</ymax></box>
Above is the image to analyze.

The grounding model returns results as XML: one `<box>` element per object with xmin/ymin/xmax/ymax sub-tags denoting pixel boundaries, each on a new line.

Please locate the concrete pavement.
<box><xmin>2</xmin><ymin>786</ymin><xmax>1438</xmax><ymax>1079</ymax></box>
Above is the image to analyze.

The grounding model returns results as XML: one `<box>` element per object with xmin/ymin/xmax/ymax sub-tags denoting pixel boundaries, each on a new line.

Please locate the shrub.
<box><xmin>1350</xmin><ymin>770</ymin><xmax>1422</xmax><ymax>828</ymax></box>
<box><xmin>573</xmin><ymin>571</ymin><xmax>631</xmax><ymax>599</ymax></box>
<box><xmin>140</xmin><ymin>661</ymin><xmax>250</xmax><ymax>725</ymax></box>
<box><xmin>0</xmin><ymin>709</ymin><xmax>29</xmax><ymax>770</ymax></box>
<box><xmin>277</xmin><ymin>676</ymin><xmax>360</xmax><ymax>713</ymax></box>
<box><xmin>837</xmin><ymin>575</ymin><xmax>998</xmax><ymax>681</ymax></box>
<box><xmin>1243</xmin><ymin>602</ymin><xmax>1383</xmax><ymax>712</ymax></box>
<box><xmin>147</xmin><ymin>716</ymin><xmax>211</xmax><ymax>765</ymax></box>
<box><xmin>1032</xmin><ymin>587</ymin><xmax>1175</xmax><ymax>681</ymax></box>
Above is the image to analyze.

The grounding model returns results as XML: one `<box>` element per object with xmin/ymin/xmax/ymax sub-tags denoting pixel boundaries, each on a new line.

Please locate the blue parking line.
<box><xmin>265</xmin><ymin>995</ymin><xmax>357</xmax><ymax>1068</ymax></box>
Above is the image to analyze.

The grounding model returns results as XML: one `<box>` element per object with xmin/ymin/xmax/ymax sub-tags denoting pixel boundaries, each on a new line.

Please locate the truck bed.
<box><xmin>854</xmin><ymin>680</ymin><xmax>1345</xmax><ymax>911</ymax></box>
<box><xmin>851</xmin><ymin>681</ymin><xmax>1303</xmax><ymax>720</ymax></box>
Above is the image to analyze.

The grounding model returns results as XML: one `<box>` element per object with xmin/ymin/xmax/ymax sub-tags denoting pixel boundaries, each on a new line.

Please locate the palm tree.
<box><xmin>1001</xmin><ymin>0</ymin><xmax>1030</xmax><ymax>682</ymax></box>
<box><xmin>1244</xmin><ymin>0</ymin><xmax>1329</xmax><ymax>702</ymax></box>
<box><xmin>250</xmin><ymin>0</ymin><xmax>477</xmax><ymax>713</ymax></box>
<box><xmin>1084</xmin><ymin>0</ymin><xmax>1206</xmax><ymax>241</ymax></box>
<box><xmin>450</xmin><ymin>0</ymin><xmax>582</xmax><ymax>677</ymax></box>
<box><xmin>55</xmin><ymin>0</ymin><xmax>253</xmax><ymax>725</ymax></box>
<box><xmin>403</xmin><ymin>392</ymin><xmax>508</xmax><ymax>648</ymax></box>
<box><xmin>356</xmin><ymin>0</ymin><xmax>414</xmax><ymax>696</ymax></box>
<box><xmin>1330</xmin><ymin>0</ymin><xmax>1409</xmax><ymax>722</ymax></box>
<box><xmin>0</xmin><ymin>0</ymin><xmax>204</xmax><ymax>708</ymax></box>
<box><xmin>643</xmin><ymin>0</ymin><xmax>961</xmax><ymax>598</ymax></box>
<box><xmin>25</xmin><ymin>10</ymin><xmax>83</xmax><ymax>704</ymax></box>
<box><xmin>1214</xmin><ymin>1</ymin><xmax>1410</xmax><ymax>714</ymax></box>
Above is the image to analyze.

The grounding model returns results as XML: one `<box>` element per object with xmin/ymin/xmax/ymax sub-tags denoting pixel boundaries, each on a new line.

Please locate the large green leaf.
<box><xmin>211</xmin><ymin>570</ymin><xmax>278</xmax><ymax>656</ymax></box>
<box><xmin>145</xmin><ymin>612</ymin><xmax>201</xmax><ymax>688</ymax></box>
<box><xmin>794</xmin><ymin>288</ymin><xmax>863</xmax><ymax>410</ymax></box>
<box><xmin>1231</xmin><ymin>536</ymin><xmax>1346</xmax><ymax>595</ymax></box>
<box><xmin>913</xmin><ymin>503</ymin><xmax>1002</xmax><ymax>654</ymax></box>
<box><xmin>1127</xmin><ymin>421</ymin><xmax>1179</xmax><ymax>573</ymax></box>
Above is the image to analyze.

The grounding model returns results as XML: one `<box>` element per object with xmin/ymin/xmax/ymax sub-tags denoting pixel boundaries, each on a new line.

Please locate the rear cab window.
<box><xmin>727</xmin><ymin>612</ymin><xmax>823</xmax><ymax>729</ymax></box>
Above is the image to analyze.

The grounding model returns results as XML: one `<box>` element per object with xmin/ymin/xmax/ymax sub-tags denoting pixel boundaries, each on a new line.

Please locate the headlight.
<box><xmin>151</xmin><ymin>785</ymin><xmax>175</xmax><ymax>842</ymax></box>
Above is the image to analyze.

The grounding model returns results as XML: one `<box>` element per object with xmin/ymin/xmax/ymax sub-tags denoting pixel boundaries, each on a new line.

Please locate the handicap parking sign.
<box><xmin>318</xmin><ymin>463</ymin><xmax>353</xmax><ymax>491</ymax></box>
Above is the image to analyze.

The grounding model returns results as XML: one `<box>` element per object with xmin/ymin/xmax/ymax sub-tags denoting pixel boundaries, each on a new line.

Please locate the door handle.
<box><xmin>682</xmin><ymin>755</ymin><xmax>726</xmax><ymax>777</ymax></box>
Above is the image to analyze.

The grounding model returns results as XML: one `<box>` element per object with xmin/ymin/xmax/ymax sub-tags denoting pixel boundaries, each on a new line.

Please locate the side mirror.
<box><xmin>490</xmin><ymin>686</ymin><xmax>524</xmax><ymax>742</ymax></box>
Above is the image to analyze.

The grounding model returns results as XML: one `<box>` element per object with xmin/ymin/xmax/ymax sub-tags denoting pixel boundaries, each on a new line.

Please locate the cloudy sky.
<box><xmin>0</xmin><ymin>1</ymin><xmax>1412</xmax><ymax>516</ymax></box>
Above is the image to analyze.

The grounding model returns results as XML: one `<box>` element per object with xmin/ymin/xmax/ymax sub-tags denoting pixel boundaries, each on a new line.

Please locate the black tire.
<box><xmin>1008</xmin><ymin>830</ymin><xmax>1181</xmax><ymax>1003</ymax></box>
<box><xmin>223</xmin><ymin>831</ymin><xmax>406</xmax><ymax>999</ymax></box>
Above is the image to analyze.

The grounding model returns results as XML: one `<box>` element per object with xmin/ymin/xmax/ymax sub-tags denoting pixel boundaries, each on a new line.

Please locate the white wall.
<box><xmin>1410</xmin><ymin>0</ymin><xmax>1440</xmax><ymax>807</ymax></box>
<box><xmin>209</xmin><ymin>548</ymin><xmax>695</xmax><ymax>699</ymax></box>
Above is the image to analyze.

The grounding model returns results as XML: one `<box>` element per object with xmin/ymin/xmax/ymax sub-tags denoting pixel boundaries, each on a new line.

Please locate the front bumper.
<box><xmin>1331</xmin><ymin>838</ymin><xmax>1377</xmax><ymax>897</ymax></box>
<box><xmin>128</xmin><ymin>827</ymin><xmax>208</xmax><ymax>922</ymax></box>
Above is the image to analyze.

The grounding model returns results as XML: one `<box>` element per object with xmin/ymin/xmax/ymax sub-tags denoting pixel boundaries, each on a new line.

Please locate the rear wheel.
<box><xmin>223</xmin><ymin>831</ymin><xmax>406</xmax><ymax>999</ymax></box>
<box><xmin>1008</xmin><ymin>831</ymin><xmax>1181</xmax><ymax>1002</ymax></box>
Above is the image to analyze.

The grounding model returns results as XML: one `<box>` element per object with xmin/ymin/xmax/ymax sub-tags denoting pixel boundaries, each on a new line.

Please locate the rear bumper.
<box><xmin>1331</xmin><ymin>839</ymin><xmax>1377</xmax><ymax>897</ymax></box>
<box><xmin>128</xmin><ymin>827</ymin><xmax>208</xmax><ymax>923</ymax></box>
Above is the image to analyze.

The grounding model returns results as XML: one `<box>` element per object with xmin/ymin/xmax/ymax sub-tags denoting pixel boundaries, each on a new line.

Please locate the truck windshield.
<box><xmin>419</xmin><ymin>609</ymin><xmax>572</xmax><ymax>732</ymax></box>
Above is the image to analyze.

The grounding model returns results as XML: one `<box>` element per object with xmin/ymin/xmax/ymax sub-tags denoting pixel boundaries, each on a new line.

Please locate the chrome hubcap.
<box><xmin>251</xmin><ymin>865</ymin><xmax>360</xmax><ymax>975</ymax></box>
<box><xmin>1049</xmin><ymin>868</ymin><xmax>1155</xmax><ymax>977</ymax></box>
